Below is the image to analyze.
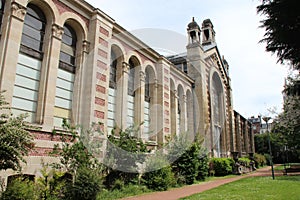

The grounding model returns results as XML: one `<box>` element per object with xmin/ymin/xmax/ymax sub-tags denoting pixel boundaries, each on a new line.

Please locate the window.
<box><xmin>145</xmin><ymin>71</ymin><xmax>150</xmax><ymax>102</ymax></box>
<box><xmin>20</xmin><ymin>4</ymin><xmax>46</xmax><ymax>59</ymax></box>
<box><xmin>128</xmin><ymin>59</ymin><xmax>135</xmax><ymax>96</ymax></box>
<box><xmin>109</xmin><ymin>51</ymin><xmax>117</xmax><ymax>88</ymax></box>
<box><xmin>0</xmin><ymin>0</ymin><xmax>5</xmax><ymax>31</ymax></box>
<box><xmin>59</xmin><ymin>24</ymin><xmax>77</xmax><ymax>73</ymax></box>
<box><xmin>12</xmin><ymin>4</ymin><xmax>46</xmax><ymax>123</ymax></box>
<box><xmin>54</xmin><ymin>24</ymin><xmax>77</xmax><ymax>127</ymax></box>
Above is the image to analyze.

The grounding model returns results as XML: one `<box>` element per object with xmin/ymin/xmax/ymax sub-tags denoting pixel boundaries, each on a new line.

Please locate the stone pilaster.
<box><xmin>0</xmin><ymin>1</ymin><xmax>26</xmax><ymax>104</ymax></box>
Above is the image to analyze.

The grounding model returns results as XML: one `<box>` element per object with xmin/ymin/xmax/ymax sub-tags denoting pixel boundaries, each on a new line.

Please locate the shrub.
<box><xmin>143</xmin><ymin>165</ymin><xmax>175</xmax><ymax>191</ymax></box>
<box><xmin>254</xmin><ymin>153</ymin><xmax>267</xmax><ymax>168</ymax></box>
<box><xmin>167</xmin><ymin>134</ymin><xmax>208</xmax><ymax>185</ymax></box>
<box><xmin>238</xmin><ymin>157</ymin><xmax>251</xmax><ymax>167</ymax></box>
<box><xmin>0</xmin><ymin>177</ymin><xmax>37</xmax><ymax>200</ymax></box>
<box><xmin>196</xmin><ymin>154</ymin><xmax>209</xmax><ymax>181</ymax></box>
<box><xmin>142</xmin><ymin>155</ymin><xmax>175</xmax><ymax>191</ymax></box>
<box><xmin>209</xmin><ymin>158</ymin><xmax>233</xmax><ymax>176</ymax></box>
<box><xmin>66</xmin><ymin>167</ymin><xmax>102</xmax><ymax>200</ymax></box>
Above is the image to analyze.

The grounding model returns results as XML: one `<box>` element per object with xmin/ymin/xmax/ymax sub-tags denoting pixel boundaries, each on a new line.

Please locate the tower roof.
<box><xmin>188</xmin><ymin>17</ymin><xmax>200</xmax><ymax>30</ymax></box>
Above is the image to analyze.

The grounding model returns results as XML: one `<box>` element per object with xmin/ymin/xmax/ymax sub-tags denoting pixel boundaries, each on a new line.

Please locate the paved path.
<box><xmin>121</xmin><ymin>166</ymin><xmax>284</xmax><ymax>200</ymax></box>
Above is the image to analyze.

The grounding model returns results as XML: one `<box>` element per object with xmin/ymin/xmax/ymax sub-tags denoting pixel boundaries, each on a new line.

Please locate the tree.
<box><xmin>273</xmin><ymin>95</ymin><xmax>300</xmax><ymax>162</ymax></box>
<box><xmin>0</xmin><ymin>92</ymin><xmax>34</xmax><ymax>171</ymax></box>
<box><xmin>257</xmin><ymin>0</ymin><xmax>300</xmax><ymax>70</ymax></box>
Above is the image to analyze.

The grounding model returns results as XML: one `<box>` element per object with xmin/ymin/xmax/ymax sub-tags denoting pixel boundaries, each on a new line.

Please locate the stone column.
<box><xmin>36</xmin><ymin>24</ymin><xmax>64</xmax><ymax>130</ymax></box>
<box><xmin>149</xmin><ymin>79</ymin><xmax>158</xmax><ymax>142</ymax></box>
<box><xmin>134</xmin><ymin>70</ymin><xmax>145</xmax><ymax>138</ymax></box>
<box><xmin>115</xmin><ymin>62</ymin><xmax>129</xmax><ymax>130</ymax></box>
<box><xmin>0</xmin><ymin>2</ymin><xmax>26</xmax><ymax>104</ymax></box>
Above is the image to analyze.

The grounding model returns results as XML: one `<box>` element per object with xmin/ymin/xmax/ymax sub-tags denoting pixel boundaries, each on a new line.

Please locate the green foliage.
<box><xmin>166</xmin><ymin>133</ymin><xmax>208</xmax><ymax>185</ymax></box>
<box><xmin>142</xmin><ymin>154</ymin><xmax>175</xmax><ymax>191</ymax></box>
<box><xmin>209</xmin><ymin>158</ymin><xmax>233</xmax><ymax>176</ymax></box>
<box><xmin>257</xmin><ymin>0</ymin><xmax>300</xmax><ymax>69</ymax></box>
<box><xmin>170</xmin><ymin>136</ymin><xmax>208</xmax><ymax>185</ymax></box>
<box><xmin>254</xmin><ymin>131</ymin><xmax>288</xmax><ymax>163</ymax></box>
<box><xmin>65</xmin><ymin>167</ymin><xmax>102</xmax><ymax>200</ymax></box>
<box><xmin>104</xmin><ymin>126</ymin><xmax>148</xmax><ymax>188</ymax></box>
<box><xmin>273</xmin><ymin>95</ymin><xmax>300</xmax><ymax>162</ymax></box>
<box><xmin>0</xmin><ymin>91</ymin><xmax>35</xmax><ymax>171</ymax></box>
<box><xmin>0</xmin><ymin>177</ymin><xmax>37</xmax><ymax>200</ymax></box>
<box><xmin>254</xmin><ymin>153</ymin><xmax>267</xmax><ymax>168</ymax></box>
<box><xmin>51</xmin><ymin>121</ymin><xmax>105</xmax><ymax>175</ymax></box>
<box><xmin>36</xmin><ymin>167</ymin><xmax>71</xmax><ymax>200</ymax></box>
<box><xmin>97</xmin><ymin>184</ymin><xmax>151</xmax><ymax>200</ymax></box>
<box><xmin>238</xmin><ymin>157</ymin><xmax>251</xmax><ymax>167</ymax></box>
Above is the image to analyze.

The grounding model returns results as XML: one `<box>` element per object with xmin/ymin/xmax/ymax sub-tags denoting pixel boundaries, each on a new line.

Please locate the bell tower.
<box><xmin>202</xmin><ymin>19</ymin><xmax>216</xmax><ymax>45</ymax></box>
<box><xmin>186</xmin><ymin>17</ymin><xmax>207</xmax><ymax>139</ymax></box>
<box><xmin>187</xmin><ymin>17</ymin><xmax>201</xmax><ymax>46</ymax></box>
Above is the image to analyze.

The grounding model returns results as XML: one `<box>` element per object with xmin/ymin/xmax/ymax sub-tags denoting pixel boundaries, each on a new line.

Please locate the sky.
<box><xmin>86</xmin><ymin>0</ymin><xmax>288</xmax><ymax>118</ymax></box>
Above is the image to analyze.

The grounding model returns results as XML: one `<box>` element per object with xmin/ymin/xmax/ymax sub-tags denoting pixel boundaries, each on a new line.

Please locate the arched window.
<box><xmin>0</xmin><ymin>0</ymin><xmax>5</xmax><ymax>30</ymax></box>
<box><xmin>211</xmin><ymin>73</ymin><xmax>224</xmax><ymax>157</ymax></box>
<box><xmin>128</xmin><ymin>59</ymin><xmax>135</xmax><ymax>96</ymax></box>
<box><xmin>109</xmin><ymin>51</ymin><xmax>117</xmax><ymax>89</ymax></box>
<box><xmin>107</xmin><ymin>49</ymin><xmax>117</xmax><ymax>133</ymax></box>
<box><xmin>20</xmin><ymin>4</ymin><xmax>46</xmax><ymax>59</ymax></box>
<box><xmin>59</xmin><ymin>24</ymin><xmax>77</xmax><ymax>73</ymax></box>
<box><xmin>54</xmin><ymin>24</ymin><xmax>77</xmax><ymax>127</ymax></box>
<box><xmin>127</xmin><ymin>57</ymin><xmax>137</xmax><ymax>127</ymax></box>
<box><xmin>145</xmin><ymin>72</ymin><xmax>150</xmax><ymax>102</ymax></box>
<box><xmin>12</xmin><ymin>4</ymin><xmax>46</xmax><ymax>123</ymax></box>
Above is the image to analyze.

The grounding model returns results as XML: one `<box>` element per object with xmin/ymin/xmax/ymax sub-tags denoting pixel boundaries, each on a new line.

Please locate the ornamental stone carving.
<box><xmin>139</xmin><ymin>71</ymin><xmax>145</xmax><ymax>82</ymax></box>
<box><xmin>11</xmin><ymin>2</ymin><xmax>26</xmax><ymax>21</ymax></box>
<box><xmin>122</xmin><ymin>62</ymin><xmax>130</xmax><ymax>73</ymax></box>
<box><xmin>51</xmin><ymin>24</ymin><xmax>64</xmax><ymax>39</ymax></box>
<box><xmin>83</xmin><ymin>40</ymin><xmax>90</xmax><ymax>53</ymax></box>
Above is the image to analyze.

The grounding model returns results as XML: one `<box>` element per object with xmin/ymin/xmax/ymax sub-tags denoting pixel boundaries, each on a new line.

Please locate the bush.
<box><xmin>238</xmin><ymin>157</ymin><xmax>251</xmax><ymax>167</ymax></box>
<box><xmin>254</xmin><ymin>153</ymin><xmax>267</xmax><ymax>168</ymax></box>
<box><xmin>0</xmin><ymin>177</ymin><xmax>37</xmax><ymax>200</ymax></box>
<box><xmin>143</xmin><ymin>165</ymin><xmax>175</xmax><ymax>191</ymax></box>
<box><xmin>66</xmin><ymin>167</ymin><xmax>102</xmax><ymax>200</ymax></box>
<box><xmin>196</xmin><ymin>154</ymin><xmax>209</xmax><ymax>181</ymax></box>
<box><xmin>142</xmin><ymin>155</ymin><xmax>175</xmax><ymax>191</ymax></box>
<box><xmin>209</xmin><ymin>158</ymin><xmax>233</xmax><ymax>176</ymax></box>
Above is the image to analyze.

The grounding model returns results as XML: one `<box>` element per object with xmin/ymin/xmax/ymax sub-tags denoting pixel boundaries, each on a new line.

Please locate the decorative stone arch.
<box><xmin>58</xmin><ymin>12</ymin><xmax>88</xmax><ymax>42</ymax></box>
<box><xmin>143</xmin><ymin>61</ymin><xmax>157</xmax><ymax>78</ymax></box>
<box><xmin>209</xmin><ymin>69</ymin><xmax>226</xmax><ymax>158</ymax></box>
<box><xmin>26</xmin><ymin>0</ymin><xmax>57</xmax><ymax>25</ymax></box>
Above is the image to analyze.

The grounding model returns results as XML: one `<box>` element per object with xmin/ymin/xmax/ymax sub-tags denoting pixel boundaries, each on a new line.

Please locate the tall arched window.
<box><xmin>0</xmin><ymin>0</ymin><xmax>5</xmax><ymax>30</ymax></box>
<box><xmin>127</xmin><ymin>58</ymin><xmax>136</xmax><ymax>127</ymax></box>
<box><xmin>107</xmin><ymin>50</ymin><xmax>117</xmax><ymax>133</ymax></box>
<box><xmin>144</xmin><ymin>67</ymin><xmax>151</xmax><ymax>136</ymax></box>
<box><xmin>145</xmin><ymin>72</ymin><xmax>150</xmax><ymax>103</ymax></box>
<box><xmin>12</xmin><ymin>4</ymin><xmax>46</xmax><ymax>122</ymax></box>
<box><xmin>54</xmin><ymin>24</ymin><xmax>77</xmax><ymax>127</ymax></box>
<box><xmin>128</xmin><ymin>59</ymin><xmax>135</xmax><ymax>96</ymax></box>
<box><xmin>211</xmin><ymin>73</ymin><xmax>224</xmax><ymax>157</ymax></box>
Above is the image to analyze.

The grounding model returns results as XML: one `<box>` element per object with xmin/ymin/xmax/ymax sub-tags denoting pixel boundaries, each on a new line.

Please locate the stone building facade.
<box><xmin>0</xmin><ymin>0</ymin><xmax>254</xmax><ymax>181</ymax></box>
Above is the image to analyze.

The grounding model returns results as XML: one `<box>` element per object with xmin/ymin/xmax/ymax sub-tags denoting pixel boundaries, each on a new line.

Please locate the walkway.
<box><xmin>121</xmin><ymin>166</ymin><xmax>283</xmax><ymax>200</ymax></box>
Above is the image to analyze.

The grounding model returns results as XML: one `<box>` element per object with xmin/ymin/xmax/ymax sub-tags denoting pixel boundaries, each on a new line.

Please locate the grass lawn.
<box><xmin>181</xmin><ymin>176</ymin><xmax>300</xmax><ymax>200</ymax></box>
